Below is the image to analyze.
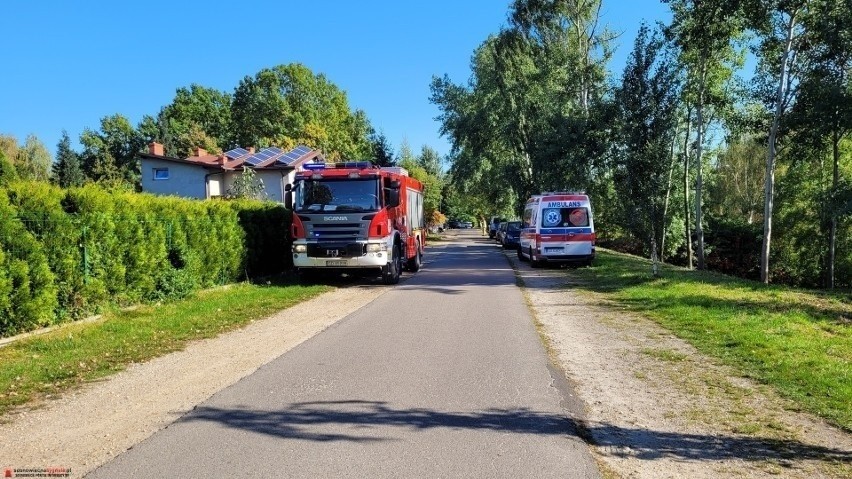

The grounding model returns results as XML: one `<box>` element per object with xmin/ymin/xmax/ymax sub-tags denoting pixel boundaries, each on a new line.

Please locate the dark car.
<box><xmin>488</xmin><ymin>217</ymin><xmax>506</xmax><ymax>238</ymax></box>
<box><xmin>495</xmin><ymin>221</ymin><xmax>508</xmax><ymax>243</ymax></box>
<box><xmin>448</xmin><ymin>220</ymin><xmax>461</xmax><ymax>229</ymax></box>
<box><xmin>501</xmin><ymin>221</ymin><xmax>522</xmax><ymax>249</ymax></box>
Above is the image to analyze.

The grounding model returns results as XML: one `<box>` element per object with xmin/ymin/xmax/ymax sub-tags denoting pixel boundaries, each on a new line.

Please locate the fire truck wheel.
<box><xmin>382</xmin><ymin>243</ymin><xmax>401</xmax><ymax>285</ymax></box>
<box><xmin>406</xmin><ymin>239</ymin><xmax>422</xmax><ymax>272</ymax></box>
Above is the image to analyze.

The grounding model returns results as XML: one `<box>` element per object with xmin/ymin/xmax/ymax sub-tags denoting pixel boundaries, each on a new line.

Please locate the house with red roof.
<box><xmin>140</xmin><ymin>142</ymin><xmax>325</xmax><ymax>202</ymax></box>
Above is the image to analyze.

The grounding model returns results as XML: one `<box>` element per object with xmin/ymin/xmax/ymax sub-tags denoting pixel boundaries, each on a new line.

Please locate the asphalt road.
<box><xmin>88</xmin><ymin>229</ymin><xmax>599</xmax><ymax>478</ymax></box>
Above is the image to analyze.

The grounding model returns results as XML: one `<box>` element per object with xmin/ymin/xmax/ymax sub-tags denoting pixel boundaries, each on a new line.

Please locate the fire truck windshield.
<box><xmin>294</xmin><ymin>178</ymin><xmax>381</xmax><ymax>213</ymax></box>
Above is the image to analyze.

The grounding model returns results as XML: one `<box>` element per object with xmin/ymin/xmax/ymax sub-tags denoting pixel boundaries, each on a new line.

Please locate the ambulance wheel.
<box><xmin>406</xmin><ymin>239</ymin><xmax>422</xmax><ymax>272</ymax></box>
<box><xmin>382</xmin><ymin>243</ymin><xmax>401</xmax><ymax>285</ymax></box>
<box><xmin>517</xmin><ymin>245</ymin><xmax>527</xmax><ymax>262</ymax></box>
<box><xmin>530</xmin><ymin>248</ymin><xmax>543</xmax><ymax>268</ymax></box>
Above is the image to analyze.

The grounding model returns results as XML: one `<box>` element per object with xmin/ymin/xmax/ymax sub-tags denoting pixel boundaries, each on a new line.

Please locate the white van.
<box><xmin>518</xmin><ymin>192</ymin><xmax>595</xmax><ymax>267</ymax></box>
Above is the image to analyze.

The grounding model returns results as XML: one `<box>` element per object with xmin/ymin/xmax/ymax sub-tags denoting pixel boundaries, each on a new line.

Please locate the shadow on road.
<box><xmin>182</xmin><ymin>400</ymin><xmax>851</xmax><ymax>464</ymax></box>
<box><xmin>183</xmin><ymin>400</ymin><xmax>573</xmax><ymax>443</ymax></box>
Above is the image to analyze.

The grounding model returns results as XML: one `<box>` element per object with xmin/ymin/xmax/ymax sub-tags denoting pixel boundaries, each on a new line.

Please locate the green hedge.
<box><xmin>0</xmin><ymin>181</ymin><xmax>292</xmax><ymax>337</ymax></box>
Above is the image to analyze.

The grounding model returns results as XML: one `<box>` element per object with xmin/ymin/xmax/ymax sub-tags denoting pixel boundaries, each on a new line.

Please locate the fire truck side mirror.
<box><xmin>387</xmin><ymin>188</ymin><xmax>400</xmax><ymax>208</ymax></box>
<box><xmin>284</xmin><ymin>184</ymin><xmax>293</xmax><ymax>209</ymax></box>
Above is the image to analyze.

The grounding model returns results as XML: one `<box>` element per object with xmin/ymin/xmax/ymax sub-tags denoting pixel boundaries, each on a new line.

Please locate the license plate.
<box><xmin>326</xmin><ymin>260</ymin><xmax>348</xmax><ymax>267</ymax></box>
<box><xmin>545</xmin><ymin>247</ymin><xmax>562</xmax><ymax>253</ymax></box>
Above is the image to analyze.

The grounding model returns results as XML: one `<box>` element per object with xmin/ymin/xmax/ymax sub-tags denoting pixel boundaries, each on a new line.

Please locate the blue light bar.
<box><xmin>302</xmin><ymin>163</ymin><xmax>326</xmax><ymax>170</ymax></box>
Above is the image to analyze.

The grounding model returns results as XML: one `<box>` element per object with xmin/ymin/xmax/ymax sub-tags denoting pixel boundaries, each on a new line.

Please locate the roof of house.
<box><xmin>141</xmin><ymin>144</ymin><xmax>325</xmax><ymax>171</ymax></box>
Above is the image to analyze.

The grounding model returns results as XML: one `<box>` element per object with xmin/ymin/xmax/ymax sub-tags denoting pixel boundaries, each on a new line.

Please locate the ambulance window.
<box><xmin>523</xmin><ymin>207</ymin><xmax>534</xmax><ymax>228</ymax></box>
<box><xmin>542</xmin><ymin>208</ymin><xmax>563</xmax><ymax>227</ymax></box>
<box><xmin>541</xmin><ymin>207</ymin><xmax>590</xmax><ymax>227</ymax></box>
<box><xmin>568</xmin><ymin>208</ymin><xmax>589</xmax><ymax>227</ymax></box>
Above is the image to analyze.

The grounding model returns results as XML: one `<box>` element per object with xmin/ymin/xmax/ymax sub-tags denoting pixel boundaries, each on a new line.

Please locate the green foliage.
<box><xmin>80</xmin><ymin>114</ymin><xmax>146</xmax><ymax>187</ymax></box>
<box><xmin>157</xmin><ymin>84</ymin><xmax>233</xmax><ymax>157</ymax></box>
<box><xmin>0</xmin><ymin>181</ymin><xmax>292</xmax><ymax>338</ymax></box>
<box><xmin>417</xmin><ymin>145</ymin><xmax>442</xmax><ymax>177</ymax></box>
<box><xmin>0</xmin><ymin>150</ymin><xmax>18</xmax><ymax>186</ymax></box>
<box><xmin>52</xmin><ymin>130</ymin><xmax>85</xmax><ymax>188</ymax></box>
<box><xmin>707</xmin><ymin>136</ymin><xmax>765</xmax><ymax>224</ymax></box>
<box><xmin>235</xmin><ymin>201</ymin><xmax>292</xmax><ymax>277</ymax></box>
<box><xmin>612</xmin><ymin>23</ymin><xmax>681</xmax><ymax>260</ymax></box>
<box><xmin>369</xmin><ymin>130</ymin><xmax>396</xmax><ymax>167</ymax></box>
<box><xmin>0</xmin><ymin>134</ymin><xmax>19</xmax><ymax>163</ymax></box>
<box><xmin>226</xmin><ymin>168</ymin><xmax>267</xmax><ymax>200</ymax></box>
<box><xmin>0</xmin><ymin>190</ymin><xmax>57</xmax><ymax>336</ymax></box>
<box><xmin>231</xmin><ymin>63</ymin><xmax>372</xmax><ymax>160</ymax></box>
<box><xmin>15</xmin><ymin>134</ymin><xmax>52</xmax><ymax>182</ymax></box>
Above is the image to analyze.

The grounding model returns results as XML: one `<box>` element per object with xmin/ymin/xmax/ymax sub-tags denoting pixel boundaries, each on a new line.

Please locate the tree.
<box><xmin>158</xmin><ymin>84</ymin><xmax>232</xmax><ymax>156</ymax></box>
<box><xmin>0</xmin><ymin>150</ymin><xmax>18</xmax><ymax>186</ymax></box>
<box><xmin>231</xmin><ymin>63</ymin><xmax>373</xmax><ymax>160</ymax></box>
<box><xmin>226</xmin><ymin>168</ymin><xmax>267</xmax><ymax>200</ymax></box>
<box><xmin>418</xmin><ymin>145</ymin><xmax>442</xmax><ymax>177</ymax></box>
<box><xmin>612</xmin><ymin>23</ymin><xmax>681</xmax><ymax>275</ymax></box>
<box><xmin>0</xmin><ymin>134</ymin><xmax>19</xmax><ymax>164</ymax></box>
<box><xmin>369</xmin><ymin>130</ymin><xmax>396</xmax><ymax>167</ymax></box>
<box><xmin>709</xmin><ymin>136</ymin><xmax>766</xmax><ymax>224</ymax></box>
<box><xmin>789</xmin><ymin>0</ymin><xmax>852</xmax><ymax>288</ymax></box>
<box><xmin>79</xmin><ymin>114</ymin><xmax>149</xmax><ymax>187</ymax></box>
<box><xmin>398</xmin><ymin>138</ymin><xmax>416</xmax><ymax>165</ymax></box>
<box><xmin>16</xmin><ymin>134</ymin><xmax>52</xmax><ymax>182</ymax></box>
<box><xmin>52</xmin><ymin>131</ymin><xmax>85</xmax><ymax>188</ymax></box>
<box><xmin>666</xmin><ymin>0</ymin><xmax>747</xmax><ymax>270</ymax></box>
<box><xmin>748</xmin><ymin>0</ymin><xmax>809</xmax><ymax>284</ymax></box>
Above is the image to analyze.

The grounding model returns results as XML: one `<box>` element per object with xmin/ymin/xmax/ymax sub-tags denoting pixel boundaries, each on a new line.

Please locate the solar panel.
<box><xmin>280</xmin><ymin>146</ymin><xmax>310</xmax><ymax>164</ymax></box>
<box><xmin>225</xmin><ymin>147</ymin><xmax>249</xmax><ymax>159</ymax></box>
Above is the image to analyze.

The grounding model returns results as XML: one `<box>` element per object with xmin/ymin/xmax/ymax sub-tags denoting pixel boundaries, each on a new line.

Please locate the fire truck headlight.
<box><xmin>366</xmin><ymin>243</ymin><xmax>385</xmax><ymax>253</ymax></box>
<box><xmin>293</xmin><ymin>244</ymin><xmax>307</xmax><ymax>253</ymax></box>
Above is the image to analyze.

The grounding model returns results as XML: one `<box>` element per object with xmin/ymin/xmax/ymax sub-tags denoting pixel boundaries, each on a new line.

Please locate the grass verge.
<box><xmin>569</xmin><ymin>248</ymin><xmax>851</xmax><ymax>432</ymax></box>
<box><xmin>0</xmin><ymin>280</ymin><xmax>330</xmax><ymax>418</ymax></box>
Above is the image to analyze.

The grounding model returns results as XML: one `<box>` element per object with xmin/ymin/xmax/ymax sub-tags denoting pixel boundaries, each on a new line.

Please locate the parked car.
<box><xmin>501</xmin><ymin>221</ymin><xmax>522</xmax><ymax>249</ymax></box>
<box><xmin>462</xmin><ymin>221</ymin><xmax>474</xmax><ymax>228</ymax></box>
<box><xmin>448</xmin><ymin>220</ymin><xmax>461</xmax><ymax>229</ymax></box>
<box><xmin>488</xmin><ymin>217</ymin><xmax>507</xmax><ymax>238</ymax></box>
<box><xmin>495</xmin><ymin>221</ymin><xmax>508</xmax><ymax>243</ymax></box>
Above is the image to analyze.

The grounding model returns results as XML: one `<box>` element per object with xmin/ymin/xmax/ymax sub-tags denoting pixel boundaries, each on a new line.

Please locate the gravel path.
<box><xmin>1</xmin><ymin>232</ymin><xmax>850</xmax><ymax>478</ymax></box>
<box><xmin>507</xmin><ymin>249</ymin><xmax>852</xmax><ymax>478</ymax></box>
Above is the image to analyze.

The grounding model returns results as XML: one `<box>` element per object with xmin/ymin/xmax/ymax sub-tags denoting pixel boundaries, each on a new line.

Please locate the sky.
<box><xmin>0</xmin><ymin>0</ymin><xmax>671</xmax><ymax>160</ymax></box>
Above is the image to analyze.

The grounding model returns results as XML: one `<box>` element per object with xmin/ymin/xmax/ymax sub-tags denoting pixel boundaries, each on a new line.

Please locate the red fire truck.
<box><xmin>285</xmin><ymin>161</ymin><xmax>426</xmax><ymax>284</ymax></box>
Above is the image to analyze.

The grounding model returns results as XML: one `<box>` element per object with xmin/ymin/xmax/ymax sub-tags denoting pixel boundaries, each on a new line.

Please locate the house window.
<box><xmin>153</xmin><ymin>168</ymin><xmax>169</xmax><ymax>180</ymax></box>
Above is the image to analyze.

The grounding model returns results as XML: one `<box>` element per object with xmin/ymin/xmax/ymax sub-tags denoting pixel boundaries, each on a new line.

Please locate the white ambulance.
<box><xmin>518</xmin><ymin>192</ymin><xmax>595</xmax><ymax>267</ymax></box>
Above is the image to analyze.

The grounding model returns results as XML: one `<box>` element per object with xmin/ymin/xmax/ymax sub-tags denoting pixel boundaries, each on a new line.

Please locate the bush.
<box><xmin>0</xmin><ymin>191</ymin><xmax>57</xmax><ymax>336</ymax></box>
<box><xmin>0</xmin><ymin>181</ymin><xmax>294</xmax><ymax>338</ymax></box>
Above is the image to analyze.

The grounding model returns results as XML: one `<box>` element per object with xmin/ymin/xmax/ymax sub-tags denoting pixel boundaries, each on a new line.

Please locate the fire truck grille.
<box><xmin>312</xmin><ymin>223</ymin><xmax>362</xmax><ymax>240</ymax></box>
<box><xmin>307</xmin><ymin>243</ymin><xmax>365</xmax><ymax>258</ymax></box>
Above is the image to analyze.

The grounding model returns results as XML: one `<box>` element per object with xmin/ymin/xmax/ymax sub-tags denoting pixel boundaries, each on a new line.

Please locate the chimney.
<box><xmin>218</xmin><ymin>155</ymin><xmax>228</xmax><ymax>166</ymax></box>
<box><xmin>148</xmin><ymin>142</ymin><xmax>164</xmax><ymax>156</ymax></box>
<box><xmin>194</xmin><ymin>147</ymin><xmax>208</xmax><ymax>157</ymax></box>
<box><xmin>247</xmin><ymin>146</ymin><xmax>256</xmax><ymax>154</ymax></box>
